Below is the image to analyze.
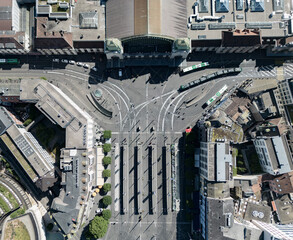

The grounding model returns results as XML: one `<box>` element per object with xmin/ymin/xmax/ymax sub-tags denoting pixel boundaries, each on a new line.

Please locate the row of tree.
<box><xmin>88</xmin><ymin>130</ymin><xmax>113</xmax><ymax>239</ymax></box>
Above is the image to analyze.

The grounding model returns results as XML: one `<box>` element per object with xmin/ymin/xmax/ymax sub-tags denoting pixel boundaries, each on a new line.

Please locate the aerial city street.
<box><xmin>1</xmin><ymin>0</ymin><xmax>293</xmax><ymax>240</ymax></box>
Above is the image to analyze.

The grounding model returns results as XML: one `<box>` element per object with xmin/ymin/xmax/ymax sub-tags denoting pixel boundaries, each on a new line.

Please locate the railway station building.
<box><xmin>104</xmin><ymin>0</ymin><xmax>191</xmax><ymax>67</ymax></box>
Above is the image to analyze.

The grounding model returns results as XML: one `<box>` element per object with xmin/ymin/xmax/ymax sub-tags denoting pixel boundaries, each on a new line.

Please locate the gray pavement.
<box><xmin>0</xmin><ymin>57</ymin><xmax>283</xmax><ymax>239</ymax></box>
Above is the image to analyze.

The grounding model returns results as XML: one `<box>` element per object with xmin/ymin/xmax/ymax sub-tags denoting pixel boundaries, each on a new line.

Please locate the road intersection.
<box><xmin>0</xmin><ymin>56</ymin><xmax>288</xmax><ymax>239</ymax></box>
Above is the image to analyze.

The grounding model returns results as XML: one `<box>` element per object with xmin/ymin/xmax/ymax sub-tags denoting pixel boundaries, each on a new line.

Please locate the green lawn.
<box><xmin>236</xmin><ymin>154</ymin><xmax>248</xmax><ymax>174</ymax></box>
<box><xmin>0</xmin><ymin>197</ymin><xmax>10</xmax><ymax>213</ymax></box>
<box><xmin>233</xmin><ymin>167</ymin><xmax>237</xmax><ymax>176</ymax></box>
<box><xmin>50</xmin><ymin>0</ymin><xmax>70</xmax><ymax>13</ymax></box>
<box><xmin>0</xmin><ymin>184</ymin><xmax>19</xmax><ymax>209</ymax></box>
<box><xmin>1</xmin><ymin>134</ymin><xmax>37</xmax><ymax>181</ymax></box>
<box><xmin>10</xmin><ymin>208</ymin><xmax>25</xmax><ymax>219</ymax></box>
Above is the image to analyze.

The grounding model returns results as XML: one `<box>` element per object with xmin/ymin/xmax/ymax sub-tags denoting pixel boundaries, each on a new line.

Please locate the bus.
<box><xmin>180</xmin><ymin>62</ymin><xmax>209</xmax><ymax>76</ymax></box>
<box><xmin>0</xmin><ymin>59</ymin><xmax>20</xmax><ymax>64</ymax></box>
<box><xmin>202</xmin><ymin>85</ymin><xmax>228</xmax><ymax>108</ymax></box>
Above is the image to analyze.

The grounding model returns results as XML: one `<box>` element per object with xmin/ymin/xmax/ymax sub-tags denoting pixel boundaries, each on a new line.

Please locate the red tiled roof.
<box><xmin>0</xmin><ymin>0</ymin><xmax>12</xmax><ymax>7</ymax></box>
<box><xmin>0</xmin><ymin>32</ymin><xmax>25</xmax><ymax>49</ymax></box>
<box><xmin>222</xmin><ymin>29</ymin><xmax>261</xmax><ymax>47</ymax></box>
<box><xmin>35</xmin><ymin>17</ymin><xmax>73</xmax><ymax>49</ymax></box>
<box><xmin>0</xmin><ymin>20</ymin><xmax>12</xmax><ymax>31</ymax></box>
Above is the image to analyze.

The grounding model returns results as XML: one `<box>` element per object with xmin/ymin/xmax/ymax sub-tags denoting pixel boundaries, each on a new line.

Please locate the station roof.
<box><xmin>106</xmin><ymin>0</ymin><xmax>187</xmax><ymax>40</ymax></box>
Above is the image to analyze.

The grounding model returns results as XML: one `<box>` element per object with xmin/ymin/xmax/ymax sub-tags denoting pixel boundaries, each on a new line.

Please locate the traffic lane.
<box><xmin>169</xmin><ymin>77</ymin><xmax>245</xmax><ymax>131</ymax></box>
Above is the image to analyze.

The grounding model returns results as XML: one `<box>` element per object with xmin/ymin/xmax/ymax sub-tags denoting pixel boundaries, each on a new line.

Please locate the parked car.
<box><xmin>61</xmin><ymin>59</ymin><xmax>68</xmax><ymax>63</ymax></box>
<box><xmin>53</xmin><ymin>59</ymin><xmax>59</xmax><ymax>62</ymax></box>
<box><xmin>69</xmin><ymin>60</ymin><xmax>75</xmax><ymax>65</ymax></box>
<box><xmin>77</xmin><ymin>62</ymin><xmax>83</xmax><ymax>66</ymax></box>
<box><xmin>91</xmin><ymin>67</ymin><xmax>97</xmax><ymax>72</ymax></box>
<box><xmin>83</xmin><ymin>64</ymin><xmax>89</xmax><ymax>69</ymax></box>
<box><xmin>96</xmin><ymin>208</ymin><xmax>103</xmax><ymax>214</ymax></box>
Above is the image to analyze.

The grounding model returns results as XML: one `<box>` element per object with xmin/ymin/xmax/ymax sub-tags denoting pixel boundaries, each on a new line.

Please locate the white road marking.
<box><xmin>157</xmin><ymin>92</ymin><xmax>177</xmax><ymax>132</ymax></box>
<box><xmin>99</xmin><ymin>86</ymin><xmax>123</xmax><ymax>130</ymax></box>
<box><xmin>102</xmin><ymin>85</ymin><xmax>129</xmax><ymax>111</ymax></box>
<box><xmin>170</xmin><ymin>91</ymin><xmax>190</xmax><ymax>131</ymax></box>
<box><xmin>162</xmin><ymin>91</ymin><xmax>189</xmax><ymax>132</ymax></box>
<box><xmin>107</xmin><ymin>82</ymin><xmax>131</xmax><ymax>103</ymax></box>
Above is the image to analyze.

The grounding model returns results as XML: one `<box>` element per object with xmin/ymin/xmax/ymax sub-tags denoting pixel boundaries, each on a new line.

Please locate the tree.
<box><xmin>89</xmin><ymin>216</ymin><xmax>109</xmax><ymax>239</ymax></box>
<box><xmin>102</xmin><ymin>209</ymin><xmax>112</xmax><ymax>220</ymax></box>
<box><xmin>102</xmin><ymin>196</ymin><xmax>112</xmax><ymax>206</ymax></box>
<box><xmin>23</xmin><ymin>119</ymin><xmax>32</xmax><ymax>127</ymax></box>
<box><xmin>102</xmin><ymin>169</ymin><xmax>111</xmax><ymax>178</ymax></box>
<box><xmin>102</xmin><ymin>156</ymin><xmax>111</xmax><ymax>166</ymax></box>
<box><xmin>103</xmin><ymin>144</ymin><xmax>111</xmax><ymax>153</ymax></box>
<box><xmin>103</xmin><ymin>183</ymin><xmax>111</xmax><ymax>193</ymax></box>
<box><xmin>46</xmin><ymin>223</ymin><xmax>54</xmax><ymax>231</ymax></box>
<box><xmin>103</xmin><ymin>130</ymin><xmax>112</xmax><ymax>139</ymax></box>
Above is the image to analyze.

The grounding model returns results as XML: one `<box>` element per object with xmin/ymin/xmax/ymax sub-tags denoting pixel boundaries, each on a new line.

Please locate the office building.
<box><xmin>253</xmin><ymin>136</ymin><xmax>293</xmax><ymax>175</ymax></box>
<box><xmin>199</xmin><ymin>141</ymin><xmax>233</xmax><ymax>182</ymax></box>
<box><xmin>0</xmin><ymin>0</ymin><xmax>31</xmax><ymax>54</ymax></box>
<box><xmin>19</xmin><ymin>79</ymin><xmax>101</xmax><ymax>236</ymax></box>
<box><xmin>0</xmin><ymin>107</ymin><xmax>56</xmax><ymax>192</ymax></box>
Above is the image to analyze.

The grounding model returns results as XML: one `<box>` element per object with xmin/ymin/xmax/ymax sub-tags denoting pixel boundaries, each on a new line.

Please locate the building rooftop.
<box><xmin>6</xmin><ymin>124</ymin><xmax>54</xmax><ymax>178</ymax></box>
<box><xmin>274</xmin><ymin>194</ymin><xmax>293</xmax><ymax>224</ymax></box>
<box><xmin>51</xmin><ymin>148</ymin><xmax>93</xmax><ymax>234</ymax></box>
<box><xmin>71</xmin><ymin>0</ymin><xmax>105</xmax><ymax>42</ymax></box>
<box><xmin>79</xmin><ymin>12</ymin><xmax>98</xmax><ymax>29</ymax></box>
<box><xmin>268</xmin><ymin>171</ymin><xmax>293</xmax><ymax>195</ymax></box>
<box><xmin>252</xmin><ymin>220</ymin><xmax>293</xmax><ymax>240</ymax></box>
<box><xmin>0</xmin><ymin>79</ymin><xmax>21</xmax><ymax>103</ymax></box>
<box><xmin>0</xmin><ymin>133</ymin><xmax>38</xmax><ymax>181</ymax></box>
<box><xmin>35</xmin><ymin>17</ymin><xmax>73</xmax><ymax>49</ymax></box>
<box><xmin>224</xmin><ymin>220</ymin><xmax>263</xmax><ymax>240</ymax></box>
<box><xmin>20</xmin><ymin>79</ymin><xmax>98</xmax><ymax>235</ymax></box>
<box><xmin>250</xmin><ymin>0</ymin><xmax>265</xmax><ymax>12</ymax></box>
<box><xmin>35</xmin><ymin>0</ymin><xmax>105</xmax><ymax>49</ymax></box>
<box><xmin>0</xmin><ymin>0</ymin><xmax>12</xmax><ymax>31</ymax></box>
<box><xmin>187</xmin><ymin>0</ymin><xmax>291</xmax><ymax>40</ymax></box>
<box><xmin>0</xmin><ymin>0</ymin><xmax>28</xmax><ymax>50</ymax></box>
<box><xmin>215</xmin><ymin>0</ymin><xmax>229</xmax><ymax>13</ymax></box>
<box><xmin>243</xmin><ymin>202</ymin><xmax>271</xmax><ymax>223</ymax></box>
<box><xmin>200</xmin><ymin>141</ymin><xmax>232</xmax><ymax>182</ymax></box>
<box><xmin>20</xmin><ymin>79</ymin><xmax>94</xmax><ymax>149</ymax></box>
<box><xmin>255</xmin><ymin>135</ymin><xmax>293</xmax><ymax>175</ymax></box>
<box><xmin>206</xmin><ymin>197</ymin><xmax>234</xmax><ymax>240</ymax></box>
<box><xmin>106</xmin><ymin>0</ymin><xmax>187</xmax><ymax>39</ymax></box>
<box><xmin>215</xmin><ymin>142</ymin><xmax>232</xmax><ymax>182</ymax></box>
<box><xmin>0</xmin><ymin>107</ymin><xmax>14</xmax><ymax>135</ymax></box>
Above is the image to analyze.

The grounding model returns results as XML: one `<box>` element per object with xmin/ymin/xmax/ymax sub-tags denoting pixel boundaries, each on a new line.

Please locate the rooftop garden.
<box><xmin>38</xmin><ymin>0</ymin><xmax>70</xmax><ymax>13</ymax></box>
<box><xmin>211</xmin><ymin>123</ymin><xmax>243</xmax><ymax>143</ymax></box>
<box><xmin>4</xmin><ymin>220</ymin><xmax>30</xmax><ymax>240</ymax></box>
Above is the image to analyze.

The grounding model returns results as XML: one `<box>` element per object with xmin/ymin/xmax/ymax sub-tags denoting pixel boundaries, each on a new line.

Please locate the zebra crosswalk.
<box><xmin>284</xmin><ymin>64</ymin><xmax>293</xmax><ymax>78</ymax></box>
<box><xmin>239</xmin><ymin>65</ymin><xmax>276</xmax><ymax>79</ymax></box>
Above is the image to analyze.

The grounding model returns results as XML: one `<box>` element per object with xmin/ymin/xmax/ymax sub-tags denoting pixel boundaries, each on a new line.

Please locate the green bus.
<box><xmin>0</xmin><ymin>59</ymin><xmax>20</xmax><ymax>64</ymax></box>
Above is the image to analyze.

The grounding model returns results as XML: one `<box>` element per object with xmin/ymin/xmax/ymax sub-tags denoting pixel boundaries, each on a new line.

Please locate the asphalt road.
<box><xmin>0</xmin><ymin>55</ymin><xmax>284</xmax><ymax>240</ymax></box>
